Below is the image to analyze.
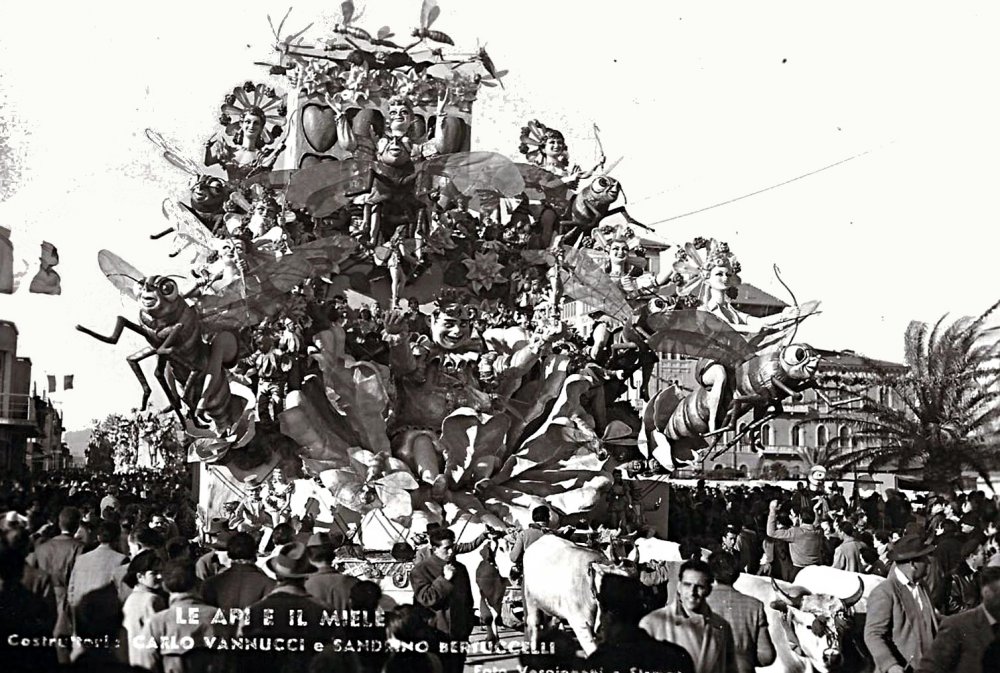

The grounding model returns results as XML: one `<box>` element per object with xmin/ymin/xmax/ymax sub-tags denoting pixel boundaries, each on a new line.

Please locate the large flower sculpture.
<box><xmin>462</xmin><ymin>251</ymin><xmax>506</xmax><ymax>293</ymax></box>
<box><xmin>279</xmin><ymin>326</ymin><xmax>613</xmax><ymax>528</ymax></box>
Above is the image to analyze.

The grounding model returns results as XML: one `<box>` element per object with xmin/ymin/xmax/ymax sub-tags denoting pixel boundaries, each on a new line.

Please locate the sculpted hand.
<box><xmin>383</xmin><ymin>310</ymin><xmax>409</xmax><ymax>336</ymax></box>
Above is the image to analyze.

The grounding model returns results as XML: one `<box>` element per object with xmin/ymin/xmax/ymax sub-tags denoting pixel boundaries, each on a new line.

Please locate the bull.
<box><xmin>522</xmin><ymin>534</ymin><xmax>634</xmax><ymax>655</ymax></box>
<box><xmin>733</xmin><ymin>573</ymin><xmax>867</xmax><ymax>673</ymax></box>
<box><xmin>791</xmin><ymin>565</ymin><xmax>885</xmax><ymax>614</ymax></box>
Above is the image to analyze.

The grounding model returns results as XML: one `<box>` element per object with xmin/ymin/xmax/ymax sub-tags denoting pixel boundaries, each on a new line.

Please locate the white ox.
<box><xmin>522</xmin><ymin>534</ymin><xmax>633</xmax><ymax>655</ymax></box>
<box><xmin>734</xmin><ymin>573</ymin><xmax>868</xmax><ymax>673</ymax></box>
<box><xmin>792</xmin><ymin>566</ymin><xmax>885</xmax><ymax>614</ymax></box>
<box><xmin>633</xmin><ymin>537</ymin><xmax>712</xmax><ymax>563</ymax></box>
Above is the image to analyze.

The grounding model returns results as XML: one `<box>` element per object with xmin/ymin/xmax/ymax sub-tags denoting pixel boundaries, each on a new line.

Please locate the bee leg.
<box><xmin>700</xmin><ymin>363</ymin><xmax>730</xmax><ymax>432</ymax></box>
<box><xmin>152</xmin><ymin>356</ymin><xmax>185</xmax><ymax>422</ymax></box>
<box><xmin>76</xmin><ymin>316</ymin><xmax>145</xmax><ymax>345</ymax></box>
<box><xmin>126</xmin><ymin>346</ymin><xmax>158</xmax><ymax>410</ymax></box>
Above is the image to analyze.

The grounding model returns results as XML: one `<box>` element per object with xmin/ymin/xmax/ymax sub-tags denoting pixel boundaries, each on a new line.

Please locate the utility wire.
<box><xmin>644</xmin><ymin>147</ymin><xmax>878</xmax><ymax>228</ymax></box>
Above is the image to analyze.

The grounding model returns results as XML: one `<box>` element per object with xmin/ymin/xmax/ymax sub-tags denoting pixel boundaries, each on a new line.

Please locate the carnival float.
<box><xmin>76</xmin><ymin>0</ymin><xmax>839</xmax><ymax>601</ymax></box>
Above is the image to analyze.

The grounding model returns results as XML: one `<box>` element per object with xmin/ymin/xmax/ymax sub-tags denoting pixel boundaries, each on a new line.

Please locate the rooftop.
<box><xmin>815</xmin><ymin>348</ymin><xmax>907</xmax><ymax>373</ymax></box>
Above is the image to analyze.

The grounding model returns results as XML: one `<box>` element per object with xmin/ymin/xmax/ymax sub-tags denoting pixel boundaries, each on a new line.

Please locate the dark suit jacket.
<box><xmin>864</xmin><ymin>571</ymin><xmax>938</xmax><ymax>673</ymax></box>
<box><xmin>916</xmin><ymin>606</ymin><xmax>996</xmax><ymax>673</ymax></box>
<box><xmin>304</xmin><ymin>567</ymin><xmax>358</xmax><ymax>611</ymax></box>
<box><xmin>706</xmin><ymin>584</ymin><xmax>776</xmax><ymax>673</ymax></box>
<box><xmin>29</xmin><ymin>533</ymin><xmax>84</xmax><ymax>636</ymax></box>
<box><xmin>201</xmin><ymin>562</ymin><xmax>275</xmax><ymax>610</ymax></box>
<box><xmin>411</xmin><ymin>554</ymin><xmax>475</xmax><ymax>641</ymax></box>
<box><xmin>240</xmin><ymin>587</ymin><xmax>334</xmax><ymax>673</ymax></box>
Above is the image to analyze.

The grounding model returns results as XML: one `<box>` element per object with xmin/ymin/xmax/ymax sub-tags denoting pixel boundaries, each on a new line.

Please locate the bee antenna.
<box><xmin>108</xmin><ymin>273</ymin><xmax>141</xmax><ymax>283</ymax></box>
<box><xmin>773</xmin><ymin>264</ymin><xmax>800</xmax><ymax>345</ymax></box>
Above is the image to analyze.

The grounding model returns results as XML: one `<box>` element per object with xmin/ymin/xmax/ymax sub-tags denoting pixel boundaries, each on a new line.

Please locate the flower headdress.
<box><xmin>591</xmin><ymin>224</ymin><xmax>644</xmax><ymax>256</ymax></box>
<box><xmin>432</xmin><ymin>288</ymin><xmax>477</xmax><ymax>321</ymax></box>
<box><xmin>671</xmin><ymin>237</ymin><xmax>742</xmax><ymax>305</ymax></box>
<box><xmin>518</xmin><ymin>119</ymin><xmax>566</xmax><ymax>167</ymax></box>
<box><xmin>219</xmin><ymin>81</ymin><xmax>287</xmax><ymax>140</ymax></box>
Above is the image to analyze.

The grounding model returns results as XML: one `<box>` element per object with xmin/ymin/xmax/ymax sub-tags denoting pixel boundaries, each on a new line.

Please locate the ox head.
<box><xmin>769</xmin><ymin>577</ymin><xmax>864</xmax><ymax>673</ymax></box>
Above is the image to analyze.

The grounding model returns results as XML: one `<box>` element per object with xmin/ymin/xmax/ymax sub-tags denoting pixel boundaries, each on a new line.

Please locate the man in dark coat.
<box><xmin>29</xmin><ymin>506</ymin><xmax>84</xmax><ymax>663</ymax></box>
<box><xmin>201</xmin><ymin>531</ymin><xmax>274</xmax><ymax>610</ymax></box>
<box><xmin>917</xmin><ymin>565</ymin><xmax>1000</xmax><ymax>673</ymax></box>
<box><xmin>411</xmin><ymin>528</ymin><xmax>475</xmax><ymax>673</ymax></box>
<box><xmin>864</xmin><ymin>533</ymin><xmax>939</xmax><ymax>673</ymax></box>
<box><xmin>240</xmin><ymin>542</ymin><xmax>332</xmax><ymax>673</ymax></box>
<box><xmin>303</xmin><ymin>532</ymin><xmax>357</xmax><ymax>611</ymax></box>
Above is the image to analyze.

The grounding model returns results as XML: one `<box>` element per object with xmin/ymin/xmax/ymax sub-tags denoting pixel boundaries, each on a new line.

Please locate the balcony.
<box><xmin>0</xmin><ymin>393</ymin><xmax>36</xmax><ymax>426</ymax></box>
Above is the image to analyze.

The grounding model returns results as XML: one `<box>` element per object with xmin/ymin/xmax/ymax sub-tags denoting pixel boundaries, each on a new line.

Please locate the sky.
<box><xmin>1</xmin><ymin>1</ymin><xmax>999</xmax><ymax>430</ymax></box>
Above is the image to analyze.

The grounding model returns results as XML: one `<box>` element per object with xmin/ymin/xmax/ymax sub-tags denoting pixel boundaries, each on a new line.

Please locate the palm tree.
<box><xmin>800</xmin><ymin>300</ymin><xmax>1000</xmax><ymax>491</ymax></box>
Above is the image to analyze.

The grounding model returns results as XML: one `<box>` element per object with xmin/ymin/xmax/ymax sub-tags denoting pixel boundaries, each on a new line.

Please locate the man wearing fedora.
<box><xmin>202</xmin><ymin>532</ymin><xmax>275</xmax><ymax>610</ymax></box>
<box><xmin>240</xmin><ymin>542</ymin><xmax>330</xmax><ymax>673</ymax></box>
<box><xmin>865</xmin><ymin>533</ymin><xmax>939</xmax><ymax>673</ymax></box>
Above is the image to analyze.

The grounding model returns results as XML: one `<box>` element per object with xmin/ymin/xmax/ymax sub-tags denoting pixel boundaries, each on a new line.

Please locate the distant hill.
<box><xmin>64</xmin><ymin>429</ymin><xmax>92</xmax><ymax>461</ymax></box>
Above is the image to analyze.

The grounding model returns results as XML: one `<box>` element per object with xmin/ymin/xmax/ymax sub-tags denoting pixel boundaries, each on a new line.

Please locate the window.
<box><xmin>839</xmin><ymin>426</ymin><xmax>851</xmax><ymax>448</ymax></box>
<box><xmin>738</xmin><ymin>464</ymin><xmax>748</xmax><ymax>475</ymax></box>
<box><xmin>791</xmin><ymin>425</ymin><xmax>802</xmax><ymax>447</ymax></box>
<box><xmin>817</xmin><ymin>425</ymin><xmax>828</xmax><ymax>448</ymax></box>
<box><xmin>760</xmin><ymin>424</ymin><xmax>771</xmax><ymax>446</ymax></box>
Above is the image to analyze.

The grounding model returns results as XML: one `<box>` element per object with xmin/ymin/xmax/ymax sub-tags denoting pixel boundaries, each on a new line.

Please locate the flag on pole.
<box><xmin>47</xmin><ymin>375</ymin><xmax>56</xmax><ymax>393</ymax></box>
<box><xmin>63</xmin><ymin>375</ymin><xmax>74</xmax><ymax>390</ymax></box>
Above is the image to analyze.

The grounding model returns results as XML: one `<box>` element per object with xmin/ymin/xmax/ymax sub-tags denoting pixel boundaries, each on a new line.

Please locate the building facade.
<box><xmin>0</xmin><ymin>320</ymin><xmax>65</xmax><ymax>475</ymax></box>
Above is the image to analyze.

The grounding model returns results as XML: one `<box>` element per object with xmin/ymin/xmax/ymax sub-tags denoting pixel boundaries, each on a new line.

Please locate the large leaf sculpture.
<box><xmin>311</xmin><ymin>327</ymin><xmax>392</xmax><ymax>454</ymax></box>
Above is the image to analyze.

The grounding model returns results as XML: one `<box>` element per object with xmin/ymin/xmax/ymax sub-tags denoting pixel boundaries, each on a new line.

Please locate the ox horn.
<box><xmin>842</xmin><ymin>577</ymin><xmax>865</xmax><ymax>609</ymax></box>
<box><xmin>771</xmin><ymin>578</ymin><xmax>809</xmax><ymax>608</ymax></box>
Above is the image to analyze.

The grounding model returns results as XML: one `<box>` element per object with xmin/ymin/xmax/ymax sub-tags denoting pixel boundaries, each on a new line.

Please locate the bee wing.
<box><xmin>516</xmin><ymin>163</ymin><xmax>571</xmax><ymax>212</ymax></box>
<box><xmin>96</xmin><ymin>250</ymin><xmax>145</xmax><ymax>302</ymax></box>
<box><xmin>559</xmin><ymin>247</ymin><xmax>632</xmax><ymax>324</ymax></box>
<box><xmin>745</xmin><ymin>300</ymin><xmax>822</xmax><ymax>352</ymax></box>
<box><xmin>377</xmin><ymin>26</ymin><xmax>395</xmax><ymax>39</ymax></box>
<box><xmin>646</xmin><ymin>309</ymin><xmax>757</xmax><ymax>364</ymax></box>
<box><xmin>285</xmin><ymin>159</ymin><xmax>373</xmax><ymax>218</ymax></box>
<box><xmin>420</xmin><ymin>0</ymin><xmax>441</xmax><ymax>28</ymax></box>
<box><xmin>160</xmin><ymin>199</ymin><xmax>216</xmax><ymax>252</ymax></box>
<box><xmin>340</xmin><ymin>1</ymin><xmax>355</xmax><ymax>24</ymax></box>
<box><xmin>197</xmin><ymin>237</ymin><xmax>355</xmax><ymax>333</ymax></box>
<box><xmin>416</xmin><ymin>152</ymin><xmax>525</xmax><ymax>198</ymax></box>
<box><xmin>145</xmin><ymin>128</ymin><xmax>201</xmax><ymax>177</ymax></box>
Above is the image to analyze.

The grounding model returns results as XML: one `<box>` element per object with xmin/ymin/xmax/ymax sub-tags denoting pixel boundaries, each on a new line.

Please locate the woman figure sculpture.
<box><xmin>518</xmin><ymin>120</ymin><xmax>605</xmax><ymax>189</ymax></box>
<box><xmin>204</xmin><ymin>82</ymin><xmax>288</xmax><ymax>183</ymax></box>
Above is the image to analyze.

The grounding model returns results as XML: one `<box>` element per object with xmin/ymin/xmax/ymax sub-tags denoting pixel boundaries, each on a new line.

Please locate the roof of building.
<box><xmin>732</xmin><ymin>283</ymin><xmax>788</xmax><ymax>309</ymax></box>
<box><xmin>815</xmin><ymin>348</ymin><xmax>907</xmax><ymax>373</ymax></box>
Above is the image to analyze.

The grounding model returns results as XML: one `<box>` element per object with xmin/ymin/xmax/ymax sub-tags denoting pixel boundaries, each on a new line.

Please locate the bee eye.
<box><xmin>595</xmin><ymin>177</ymin><xmax>609</xmax><ymax>190</ymax></box>
<box><xmin>782</xmin><ymin>346</ymin><xmax>808</xmax><ymax>365</ymax></box>
<box><xmin>158</xmin><ymin>279</ymin><xmax>177</xmax><ymax>296</ymax></box>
